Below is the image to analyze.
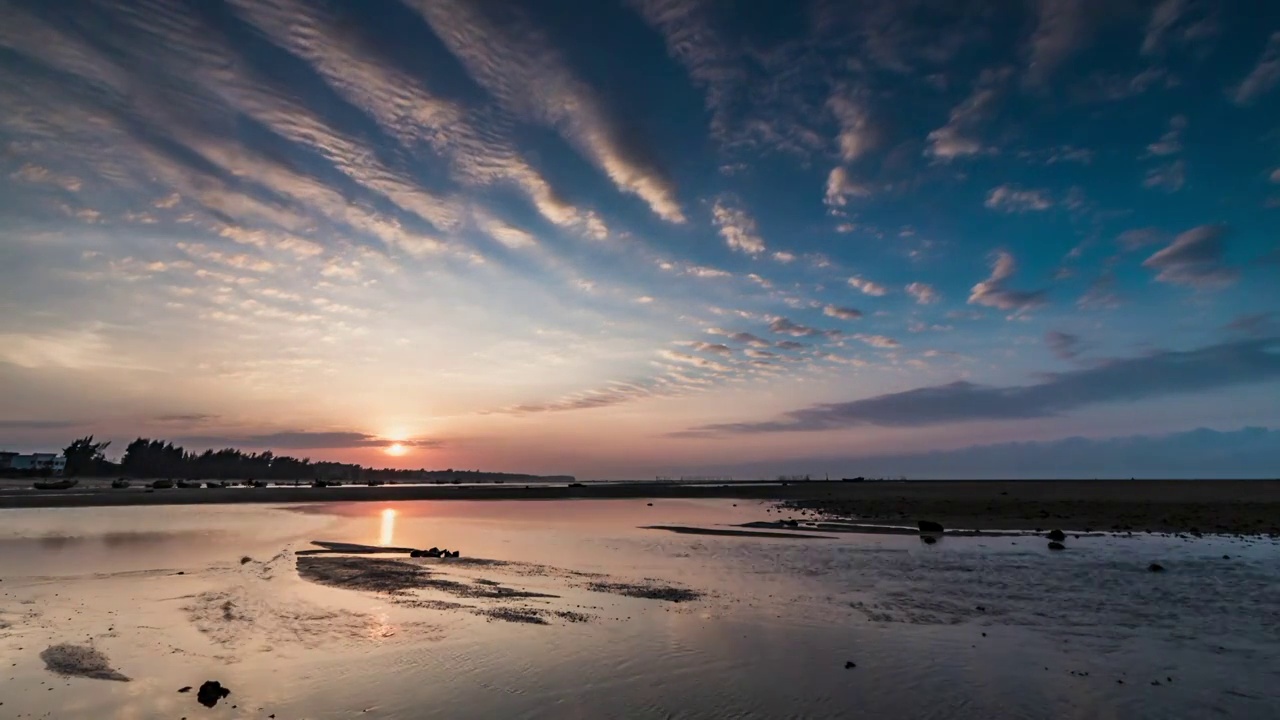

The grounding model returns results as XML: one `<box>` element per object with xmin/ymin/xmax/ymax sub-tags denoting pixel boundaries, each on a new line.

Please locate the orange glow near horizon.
<box><xmin>385</xmin><ymin>442</ymin><xmax>407</xmax><ymax>456</ymax></box>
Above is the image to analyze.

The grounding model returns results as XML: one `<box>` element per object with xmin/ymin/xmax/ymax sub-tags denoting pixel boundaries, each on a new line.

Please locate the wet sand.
<box><xmin>2</xmin><ymin>499</ymin><xmax>1277</xmax><ymax>719</ymax></box>
<box><xmin>3</xmin><ymin>479</ymin><xmax>1279</xmax><ymax>535</ymax></box>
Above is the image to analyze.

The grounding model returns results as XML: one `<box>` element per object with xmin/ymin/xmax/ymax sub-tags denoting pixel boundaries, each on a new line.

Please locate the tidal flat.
<box><xmin>1</xmin><ymin>498</ymin><xmax>1277</xmax><ymax>719</ymax></box>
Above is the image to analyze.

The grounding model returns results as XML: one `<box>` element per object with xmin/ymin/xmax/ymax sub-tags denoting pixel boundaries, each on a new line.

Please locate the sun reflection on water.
<box><xmin>379</xmin><ymin>508</ymin><xmax>397</xmax><ymax>546</ymax></box>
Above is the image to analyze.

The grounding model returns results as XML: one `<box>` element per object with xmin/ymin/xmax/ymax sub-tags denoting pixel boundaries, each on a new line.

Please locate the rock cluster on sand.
<box><xmin>410</xmin><ymin>547</ymin><xmax>460</xmax><ymax>558</ymax></box>
<box><xmin>197</xmin><ymin>680</ymin><xmax>231</xmax><ymax>707</ymax></box>
<box><xmin>1046</xmin><ymin>529</ymin><xmax>1066</xmax><ymax>542</ymax></box>
<box><xmin>917</xmin><ymin>520</ymin><xmax>945</xmax><ymax>533</ymax></box>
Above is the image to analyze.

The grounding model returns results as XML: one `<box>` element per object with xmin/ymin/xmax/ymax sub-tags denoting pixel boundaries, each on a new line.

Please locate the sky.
<box><xmin>1</xmin><ymin>0</ymin><xmax>1279</xmax><ymax>478</ymax></box>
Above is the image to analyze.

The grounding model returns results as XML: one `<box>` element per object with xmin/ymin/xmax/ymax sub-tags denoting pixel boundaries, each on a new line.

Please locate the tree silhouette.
<box><xmin>62</xmin><ymin>436</ymin><xmax>110</xmax><ymax>477</ymax></box>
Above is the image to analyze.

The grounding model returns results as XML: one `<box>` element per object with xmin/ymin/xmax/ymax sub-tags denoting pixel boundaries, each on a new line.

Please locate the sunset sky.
<box><xmin>2</xmin><ymin>0</ymin><xmax>1278</xmax><ymax>478</ymax></box>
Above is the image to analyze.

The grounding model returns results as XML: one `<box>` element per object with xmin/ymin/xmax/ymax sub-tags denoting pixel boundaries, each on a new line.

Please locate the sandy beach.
<box><xmin>2</xmin><ymin>479</ymin><xmax>1278</xmax><ymax>535</ymax></box>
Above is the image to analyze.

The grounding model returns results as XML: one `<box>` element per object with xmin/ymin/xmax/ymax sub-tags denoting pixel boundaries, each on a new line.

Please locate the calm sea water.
<box><xmin>0</xmin><ymin>499</ymin><xmax>1277</xmax><ymax>719</ymax></box>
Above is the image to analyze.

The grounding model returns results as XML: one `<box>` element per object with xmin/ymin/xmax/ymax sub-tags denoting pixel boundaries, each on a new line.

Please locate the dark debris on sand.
<box><xmin>39</xmin><ymin>644</ymin><xmax>130</xmax><ymax>682</ymax></box>
<box><xmin>584</xmin><ymin>580</ymin><xmax>702</xmax><ymax>603</ymax></box>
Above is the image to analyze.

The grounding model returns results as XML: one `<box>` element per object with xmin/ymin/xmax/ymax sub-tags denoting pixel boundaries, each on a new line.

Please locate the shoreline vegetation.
<box><xmin>1</xmin><ymin>479</ymin><xmax>1279</xmax><ymax>536</ymax></box>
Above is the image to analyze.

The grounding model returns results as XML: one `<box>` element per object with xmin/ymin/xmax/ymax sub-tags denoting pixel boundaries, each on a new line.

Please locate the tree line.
<box><xmin>46</xmin><ymin>435</ymin><xmax>571</xmax><ymax>482</ymax></box>
<box><xmin>58</xmin><ymin>436</ymin><xmax>360</xmax><ymax>481</ymax></box>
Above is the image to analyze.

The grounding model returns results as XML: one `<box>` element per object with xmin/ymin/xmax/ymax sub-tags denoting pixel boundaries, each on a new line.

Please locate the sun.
<box><xmin>385</xmin><ymin>442</ymin><xmax>407</xmax><ymax>456</ymax></box>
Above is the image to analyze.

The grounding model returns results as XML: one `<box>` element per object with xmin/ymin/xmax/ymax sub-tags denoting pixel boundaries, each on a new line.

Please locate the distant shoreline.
<box><xmin>2</xmin><ymin>479</ymin><xmax>1279</xmax><ymax>536</ymax></box>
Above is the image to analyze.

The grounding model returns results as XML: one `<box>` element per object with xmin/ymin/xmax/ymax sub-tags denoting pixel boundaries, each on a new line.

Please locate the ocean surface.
<box><xmin>0</xmin><ymin>499</ymin><xmax>1277</xmax><ymax>719</ymax></box>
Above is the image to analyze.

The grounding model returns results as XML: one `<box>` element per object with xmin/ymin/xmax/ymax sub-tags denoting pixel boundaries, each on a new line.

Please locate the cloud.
<box><xmin>905</xmin><ymin>282</ymin><xmax>939</xmax><ymax>305</ymax></box>
<box><xmin>824</xmin><ymin>166</ymin><xmax>872</xmax><ymax>207</ymax></box>
<box><xmin>712</xmin><ymin>196</ymin><xmax>765</xmax><ymax>255</ymax></box>
<box><xmin>1025</xmin><ymin>0</ymin><xmax>1106</xmax><ymax>86</ymax></box>
<box><xmin>925</xmin><ymin>66</ymin><xmax>1011</xmax><ymax>161</ymax></box>
<box><xmin>696</xmin><ymin>427</ymin><xmax>1280</xmax><ymax>480</ymax></box>
<box><xmin>1045</xmin><ymin>331</ymin><xmax>1082</xmax><ymax>360</ymax></box>
<box><xmin>775</xmin><ymin>340</ymin><xmax>808</xmax><ymax>350</ymax></box>
<box><xmin>823</xmin><ymin>305</ymin><xmax>863</xmax><ymax>321</ymax></box>
<box><xmin>1143</xmin><ymin>159</ymin><xmax>1186</xmax><ymax>192</ymax></box>
<box><xmin>1117</xmin><ymin>227</ymin><xmax>1167</xmax><ymax>251</ymax></box>
<box><xmin>721</xmin><ymin>332</ymin><xmax>771</xmax><ymax>348</ymax></box>
<box><xmin>1142</xmin><ymin>224</ymin><xmax>1238</xmax><ymax>288</ymax></box>
<box><xmin>769</xmin><ymin>318</ymin><xmax>839</xmax><ymax>338</ymax></box>
<box><xmin>968</xmin><ymin>251</ymin><xmax>1048</xmax><ymax>312</ymax></box>
<box><xmin>178</xmin><ymin>431</ymin><xmax>441</xmax><ymax>450</ymax></box>
<box><xmin>745</xmin><ymin>349</ymin><xmax>776</xmax><ymax>359</ymax></box>
<box><xmin>847</xmin><ymin>276</ymin><xmax>888</xmax><ymax>296</ymax></box>
<box><xmin>1146</xmin><ymin>114</ymin><xmax>1187</xmax><ymax>156</ymax></box>
<box><xmin>1231</xmin><ymin>31</ymin><xmax>1280</xmax><ymax>106</ymax></box>
<box><xmin>658</xmin><ymin>350</ymin><xmax>731</xmax><ymax>372</ymax></box>
<box><xmin>772</xmin><ymin>251</ymin><xmax>795</xmax><ymax>263</ymax></box>
<box><xmin>409</xmin><ymin>0</ymin><xmax>684</xmax><ymax>223</ymax></box>
<box><xmin>684</xmin><ymin>337</ymin><xmax>1280</xmax><ymax>433</ymax></box>
<box><xmin>852</xmin><ymin>333</ymin><xmax>900</xmax><ymax>349</ymax></box>
<box><xmin>692</xmin><ymin>342</ymin><xmax>733</xmax><ymax>355</ymax></box>
<box><xmin>984</xmin><ymin>185</ymin><xmax>1053</xmax><ymax>213</ymax></box>
<box><xmin>1226</xmin><ymin>312</ymin><xmax>1279</xmax><ymax>337</ymax></box>
<box><xmin>475</xmin><ymin>215</ymin><xmax>537</xmax><ymax>249</ymax></box>
<box><xmin>0</xmin><ymin>420</ymin><xmax>81</xmax><ymax>430</ymax></box>
<box><xmin>228</xmin><ymin>0</ymin><xmax>601</xmax><ymax>236</ymax></box>
<box><xmin>155</xmin><ymin>413</ymin><xmax>220</xmax><ymax>424</ymax></box>
<box><xmin>10</xmin><ymin>163</ymin><xmax>82</xmax><ymax>192</ymax></box>
<box><xmin>827</xmin><ymin>89</ymin><xmax>876</xmax><ymax>163</ymax></box>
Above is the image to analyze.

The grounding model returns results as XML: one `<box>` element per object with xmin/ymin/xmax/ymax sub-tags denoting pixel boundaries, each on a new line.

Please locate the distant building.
<box><xmin>2</xmin><ymin>452</ymin><xmax>66</xmax><ymax>474</ymax></box>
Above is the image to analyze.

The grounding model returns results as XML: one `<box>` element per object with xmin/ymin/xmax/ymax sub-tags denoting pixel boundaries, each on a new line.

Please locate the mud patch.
<box><xmin>584</xmin><ymin>580</ymin><xmax>702</xmax><ymax>603</ymax></box>
<box><xmin>184</xmin><ymin>588</ymin><xmax>387</xmax><ymax>649</ymax></box>
<box><xmin>297</xmin><ymin>556</ymin><xmax>427</xmax><ymax>594</ymax></box>
<box><xmin>40</xmin><ymin>644</ymin><xmax>130</xmax><ymax>681</ymax></box>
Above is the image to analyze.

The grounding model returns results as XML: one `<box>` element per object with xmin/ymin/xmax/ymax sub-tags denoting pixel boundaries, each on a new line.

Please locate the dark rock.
<box><xmin>1222</xmin><ymin>555</ymin><xmax>1230</xmax><ymax>560</ymax></box>
<box><xmin>409</xmin><ymin>550</ymin><xmax>422</xmax><ymax>558</ymax></box>
<box><xmin>1048</xmin><ymin>541</ymin><xmax>1065</xmax><ymax>550</ymax></box>
<box><xmin>975</xmin><ymin>606</ymin><xmax>986</xmax><ymax>612</ymax></box>
<box><xmin>239</xmin><ymin>557</ymin><xmax>252</xmax><ymax>565</ymax></box>
<box><xmin>177</xmin><ymin>686</ymin><xmax>192</xmax><ymax>693</ymax></box>
<box><xmin>920</xmin><ymin>535</ymin><xmax>937</xmax><ymax>545</ymax></box>
<box><xmin>1046</xmin><ymin>529</ymin><xmax>1066</xmax><ymax>542</ymax></box>
<box><xmin>196</xmin><ymin>681</ymin><xmax>230</xmax><ymax>708</ymax></box>
<box><xmin>917</xmin><ymin>520</ymin><xmax>944</xmax><ymax>533</ymax></box>
<box><xmin>1148</xmin><ymin>563</ymin><xmax>1165</xmax><ymax>572</ymax></box>
<box><xmin>844</xmin><ymin>661</ymin><xmax>856</xmax><ymax>669</ymax></box>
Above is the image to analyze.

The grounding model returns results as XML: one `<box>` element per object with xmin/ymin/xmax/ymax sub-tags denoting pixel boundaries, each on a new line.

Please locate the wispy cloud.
<box><xmin>1146</xmin><ymin>114</ymin><xmax>1187</xmax><ymax>156</ymax></box>
<box><xmin>1230</xmin><ymin>31</ymin><xmax>1280</xmax><ymax>106</ymax></box>
<box><xmin>824</xmin><ymin>167</ymin><xmax>873</xmax><ymax>207</ymax></box>
<box><xmin>769</xmin><ymin>318</ymin><xmax>840</xmax><ymax>338</ymax></box>
<box><xmin>1045</xmin><ymin>330</ymin><xmax>1082</xmax><ymax>360</ymax></box>
<box><xmin>178</xmin><ymin>431</ymin><xmax>440</xmax><ymax>450</ymax></box>
<box><xmin>905</xmin><ymin>282</ymin><xmax>939</xmax><ymax>305</ymax></box>
<box><xmin>409</xmin><ymin>0</ymin><xmax>685</xmax><ymax>223</ymax></box>
<box><xmin>968</xmin><ymin>251</ymin><xmax>1047</xmax><ymax>312</ymax></box>
<box><xmin>847</xmin><ymin>276</ymin><xmax>888</xmax><ymax>296</ymax></box>
<box><xmin>1143</xmin><ymin>159</ymin><xmax>1186</xmax><ymax>192</ymax></box>
<box><xmin>1142</xmin><ymin>224</ymin><xmax>1237</xmax><ymax>288</ymax></box>
<box><xmin>823</xmin><ymin>305</ymin><xmax>863</xmax><ymax>321</ymax></box>
<box><xmin>985</xmin><ymin>185</ymin><xmax>1053</xmax><ymax>213</ymax></box>
<box><xmin>925</xmin><ymin>66</ymin><xmax>1011</xmax><ymax>160</ymax></box>
<box><xmin>712</xmin><ymin>196</ymin><xmax>766</xmax><ymax>255</ymax></box>
<box><xmin>684</xmin><ymin>338</ymin><xmax>1280</xmax><ymax>433</ymax></box>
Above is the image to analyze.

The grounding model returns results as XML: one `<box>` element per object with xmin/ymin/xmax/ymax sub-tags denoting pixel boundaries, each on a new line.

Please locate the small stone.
<box><xmin>1046</xmin><ymin>529</ymin><xmax>1066</xmax><ymax>542</ymax></box>
<box><xmin>844</xmin><ymin>661</ymin><xmax>856</xmax><ymax>669</ymax></box>
<box><xmin>178</xmin><ymin>686</ymin><xmax>192</xmax><ymax>693</ymax></box>
<box><xmin>1148</xmin><ymin>563</ymin><xmax>1165</xmax><ymax>572</ymax></box>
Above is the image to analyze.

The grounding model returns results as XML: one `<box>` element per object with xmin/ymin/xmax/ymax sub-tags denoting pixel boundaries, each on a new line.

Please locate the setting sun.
<box><xmin>385</xmin><ymin>443</ymin><xmax>407</xmax><ymax>456</ymax></box>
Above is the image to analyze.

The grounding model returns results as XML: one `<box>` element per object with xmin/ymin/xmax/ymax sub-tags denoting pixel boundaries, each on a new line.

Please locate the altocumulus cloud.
<box><xmin>679</xmin><ymin>338</ymin><xmax>1280</xmax><ymax>434</ymax></box>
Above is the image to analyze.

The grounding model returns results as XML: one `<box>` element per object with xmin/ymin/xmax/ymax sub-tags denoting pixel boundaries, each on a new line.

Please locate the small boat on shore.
<box><xmin>149</xmin><ymin>479</ymin><xmax>175</xmax><ymax>489</ymax></box>
<box><xmin>111</xmin><ymin>478</ymin><xmax>131</xmax><ymax>489</ymax></box>
<box><xmin>33</xmin><ymin>478</ymin><xmax>79</xmax><ymax>490</ymax></box>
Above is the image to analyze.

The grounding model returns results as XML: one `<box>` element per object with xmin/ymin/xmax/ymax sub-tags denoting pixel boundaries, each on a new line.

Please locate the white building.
<box><xmin>2</xmin><ymin>452</ymin><xmax>66</xmax><ymax>474</ymax></box>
